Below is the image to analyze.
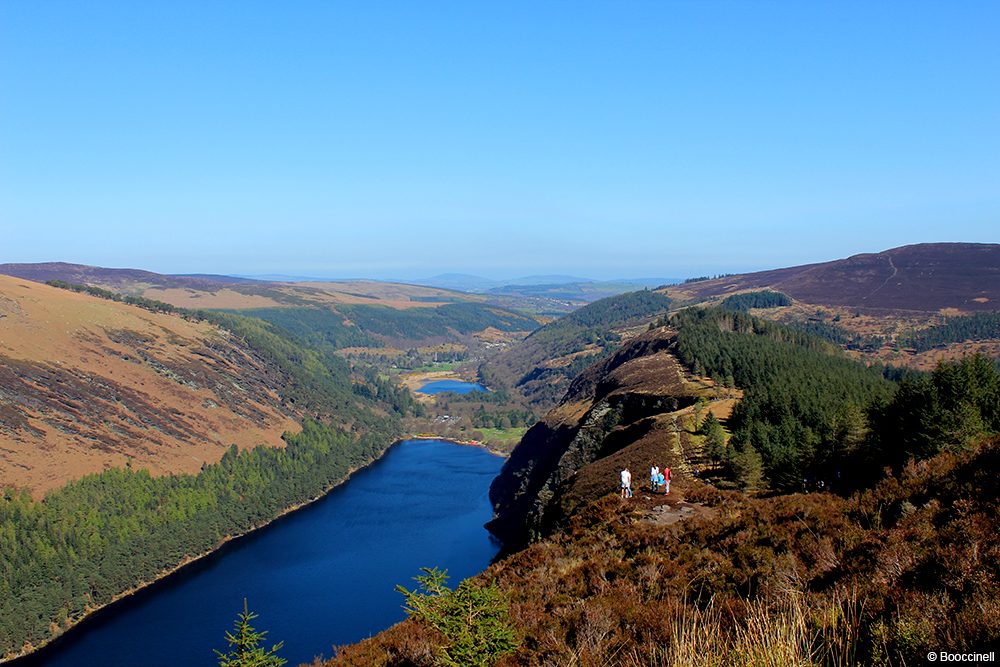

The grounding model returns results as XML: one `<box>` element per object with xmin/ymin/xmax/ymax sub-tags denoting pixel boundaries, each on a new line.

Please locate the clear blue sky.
<box><xmin>1</xmin><ymin>1</ymin><xmax>997</xmax><ymax>280</ymax></box>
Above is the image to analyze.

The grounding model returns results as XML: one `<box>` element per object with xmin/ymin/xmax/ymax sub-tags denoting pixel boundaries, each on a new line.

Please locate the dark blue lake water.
<box><xmin>18</xmin><ymin>440</ymin><xmax>502</xmax><ymax>667</ymax></box>
<box><xmin>417</xmin><ymin>379</ymin><xmax>488</xmax><ymax>394</ymax></box>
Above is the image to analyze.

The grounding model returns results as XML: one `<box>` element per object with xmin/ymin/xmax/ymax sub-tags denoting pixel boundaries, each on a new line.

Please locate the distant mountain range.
<box><xmin>410</xmin><ymin>273</ymin><xmax>680</xmax><ymax>293</ymax></box>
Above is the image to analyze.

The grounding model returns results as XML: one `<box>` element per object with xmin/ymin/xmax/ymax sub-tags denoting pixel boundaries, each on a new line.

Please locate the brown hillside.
<box><xmin>665</xmin><ymin>242</ymin><xmax>1000</xmax><ymax>312</ymax></box>
<box><xmin>0</xmin><ymin>262</ymin><xmax>256</xmax><ymax>293</ymax></box>
<box><xmin>0</xmin><ymin>262</ymin><xmax>480</xmax><ymax>311</ymax></box>
<box><xmin>0</xmin><ymin>276</ymin><xmax>298</xmax><ymax>496</ymax></box>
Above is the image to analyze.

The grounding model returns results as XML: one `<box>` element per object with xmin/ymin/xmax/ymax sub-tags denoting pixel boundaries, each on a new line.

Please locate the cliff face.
<box><xmin>487</xmin><ymin>327</ymin><xmax>714</xmax><ymax>548</ymax></box>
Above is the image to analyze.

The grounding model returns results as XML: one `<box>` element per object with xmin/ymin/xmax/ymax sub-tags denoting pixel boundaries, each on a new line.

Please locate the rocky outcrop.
<box><xmin>487</xmin><ymin>327</ymin><xmax>709</xmax><ymax>549</ymax></box>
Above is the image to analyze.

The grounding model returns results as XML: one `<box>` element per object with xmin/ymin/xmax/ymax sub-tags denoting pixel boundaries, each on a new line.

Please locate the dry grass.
<box><xmin>0</xmin><ymin>276</ymin><xmax>296</xmax><ymax>496</ymax></box>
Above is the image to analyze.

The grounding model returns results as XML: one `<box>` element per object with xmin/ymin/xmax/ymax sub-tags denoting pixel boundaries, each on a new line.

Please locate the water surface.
<box><xmin>417</xmin><ymin>379</ymin><xmax>488</xmax><ymax>394</ymax></box>
<box><xmin>18</xmin><ymin>439</ymin><xmax>502</xmax><ymax>667</ymax></box>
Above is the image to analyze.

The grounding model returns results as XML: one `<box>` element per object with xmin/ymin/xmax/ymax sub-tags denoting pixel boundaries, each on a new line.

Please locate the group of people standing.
<box><xmin>618</xmin><ymin>465</ymin><xmax>671</xmax><ymax>499</ymax></box>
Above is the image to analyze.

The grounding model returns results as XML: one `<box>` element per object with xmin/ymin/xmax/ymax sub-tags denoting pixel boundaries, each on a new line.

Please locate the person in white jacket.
<box><xmin>620</xmin><ymin>468</ymin><xmax>633</xmax><ymax>499</ymax></box>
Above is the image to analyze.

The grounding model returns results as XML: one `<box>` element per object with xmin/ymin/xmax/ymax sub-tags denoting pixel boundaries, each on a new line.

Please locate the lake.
<box><xmin>417</xmin><ymin>379</ymin><xmax>488</xmax><ymax>394</ymax></box>
<box><xmin>15</xmin><ymin>439</ymin><xmax>503</xmax><ymax>667</ymax></box>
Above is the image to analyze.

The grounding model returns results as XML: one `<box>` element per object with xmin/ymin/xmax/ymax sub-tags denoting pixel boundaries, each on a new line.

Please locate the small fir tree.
<box><xmin>215</xmin><ymin>599</ymin><xmax>286</xmax><ymax>667</ymax></box>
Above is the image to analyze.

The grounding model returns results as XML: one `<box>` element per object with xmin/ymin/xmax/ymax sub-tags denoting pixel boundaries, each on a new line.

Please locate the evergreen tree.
<box><xmin>215</xmin><ymin>599</ymin><xmax>286</xmax><ymax>667</ymax></box>
<box><xmin>397</xmin><ymin>567</ymin><xmax>519</xmax><ymax>667</ymax></box>
<box><xmin>730</xmin><ymin>444</ymin><xmax>764</xmax><ymax>491</ymax></box>
<box><xmin>701</xmin><ymin>413</ymin><xmax>727</xmax><ymax>466</ymax></box>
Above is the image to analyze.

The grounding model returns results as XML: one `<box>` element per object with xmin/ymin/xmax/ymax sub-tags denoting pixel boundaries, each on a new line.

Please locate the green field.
<box><xmin>477</xmin><ymin>427</ymin><xmax>529</xmax><ymax>453</ymax></box>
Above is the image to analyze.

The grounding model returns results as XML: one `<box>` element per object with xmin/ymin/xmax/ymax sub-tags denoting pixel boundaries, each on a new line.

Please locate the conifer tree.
<box><xmin>215</xmin><ymin>599</ymin><xmax>286</xmax><ymax>667</ymax></box>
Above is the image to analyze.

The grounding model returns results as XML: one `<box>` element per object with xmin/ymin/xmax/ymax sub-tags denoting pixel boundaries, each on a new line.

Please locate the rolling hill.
<box><xmin>664</xmin><ymin>243</ymin><xmax>1000</xmax><ymax>312</ymax></box>
<box><xmin>661</xmin><ymin>243</ymin><xmax>1000</xmax><ymax>371</ymax></box>
<box><xmin>0</xmin><ymin>275</ymin><xmax>298</xmax><ymax>496</ymax></box>
<box><xmin>0</xmin><ymin>263</ymin><xmax>542</xmax><ymax>353</ymax></box>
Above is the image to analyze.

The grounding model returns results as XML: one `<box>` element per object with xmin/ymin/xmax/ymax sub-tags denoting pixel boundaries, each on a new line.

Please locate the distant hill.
<box><xmin>0</xmin><ymin>262</ymin><xmax>258</xmax><ymax>292</ymax></box>
<box><xmin>0</xmin><ymin>262</ymin><xmax>541</xmax><ymax>348</ymax></box>
<box><xmin>412</xmin><ymin>273</ymin><xmax>594</xmax><ymax>292</ymax></box>
<box><xmin>665</xmin><ymin>243</ymin><xmax>1000</xmax><ymax>312</ymax></box>
<box><xmin>409</xmin><ymin>273</ymin><xmax>503</xmax><ymax>292</ymax></box>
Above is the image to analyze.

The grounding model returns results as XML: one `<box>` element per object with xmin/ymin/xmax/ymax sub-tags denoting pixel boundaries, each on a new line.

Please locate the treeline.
<box><xmin>872</xmin><ymin>355</ymin><xmax>1000</xmax><ymax>464</ymax></box>
<box><xmin>785</xmin><ymin>319</ymin><xmax>886</xmax><ymax>353</ymax></box>
<box><xmin>45</xmin><ymin>281</ymin><xmax>423</xmax><ymax>420</ymax></box>
<box><xmin>0</xmin><ymin>420</ymin><xmax>399</xmax><ymax>658</ymax></box>
<box><xmin>720</xmin><ymin>290</ymin><xmax>791</xmax><ymax>311</ymax></box>
<box><xmin>898</xmin><ymin>311</ymin><xmax>1000</xmax><ymax>351</ymax></box>
<box><xmin>352</xmin><ymin>367</ymin><xmax>425</xmax><ymax>418</ymax></box>
<box><xmin>339</xmin><ymin>303</ymin><xmax>538</xmax><ymax>340</ymax></box>
<box><xmin>672</xmin><ymin>308</ymin><xmax>893</xmax><ymax>490</ymax></box>
<box><xmin>547</xmin><ymin>289</ymin><xmax>671</xmax><ymax>330</ymax></box>
<box><xmin>672</xmin><ymin>308</ymin><xmax>1000</xmax><ymax>492</ymax></box>
<box><xmin>682</xmin><ymin>273</ymin><xmax>736</xmax><ymax>284</ymax></box>
<box><xmin>471</xmin><ymin>407</ymin><xmax>535</xmax><ymax>429</ymax></box>
<box><xmin>234</xmin><ymin>307</ymin><xmax>381</xmax><ymax>350</ymax></box>
<box><xmin>430</xmin><ymin>388</ymin><xmax>536</xmax><ymax>430</ymax></box>
<box><xmin>198</xmin><ymin>311</ymin><xmax>369</xmax><ymax>418</ymax></box>
<box><xmin>46</xmin><ymin>280</ymin><xmax>180</xmax><ymax>314</ymax></box>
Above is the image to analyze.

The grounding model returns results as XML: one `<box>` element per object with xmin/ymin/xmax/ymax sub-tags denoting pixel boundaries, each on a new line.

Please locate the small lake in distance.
<box><xmin>16</xmin><ymin>439</ymin><xmax>503</xmax><ymax>667</ymax></box>
<box><xmin>417</xmin><ymin>379</ymin><xmax>489</xmax><ymax>395</ymax></box>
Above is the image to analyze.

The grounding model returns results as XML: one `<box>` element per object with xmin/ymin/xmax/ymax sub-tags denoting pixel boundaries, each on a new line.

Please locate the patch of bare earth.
<box><xmin>0</xmin><ymin>276</ymin><xmax>298</xmax><ymax>497</ymax></box>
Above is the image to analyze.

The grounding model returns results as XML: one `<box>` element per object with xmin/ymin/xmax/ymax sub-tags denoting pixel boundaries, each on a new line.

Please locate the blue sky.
<box><xmin>1</xmin><ymin>1</ymin><xmax>997</xmax><ymax>280</ymax></box>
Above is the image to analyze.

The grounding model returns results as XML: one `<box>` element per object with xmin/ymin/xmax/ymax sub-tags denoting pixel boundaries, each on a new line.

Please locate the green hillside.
<box><xmin>479</xmin><ymin>290</ymin><xmax>673</xmax><ymax>409</ymax></box>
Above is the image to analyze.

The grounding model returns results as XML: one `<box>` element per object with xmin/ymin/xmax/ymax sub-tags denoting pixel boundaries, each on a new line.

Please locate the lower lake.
<box><xmin>417</xmin><ymin>379</ymin><xmax>488</xmax><ymax>394</ymax></box>
<box><xmin>15</xmin><ymin>439</ymin><xmax>503</xmax><ymax>667</ymax></box>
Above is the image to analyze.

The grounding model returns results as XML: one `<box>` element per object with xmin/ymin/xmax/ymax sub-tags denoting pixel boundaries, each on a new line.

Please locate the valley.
<box><xmin>2</xmin><ymin>243</ymin><xmax>1000</xmax><ymax>665</ymax></box>
<box><xmin>5</xmin><ymin>6</ymin><xmax>998</xmax><ymax>665</ymax></box>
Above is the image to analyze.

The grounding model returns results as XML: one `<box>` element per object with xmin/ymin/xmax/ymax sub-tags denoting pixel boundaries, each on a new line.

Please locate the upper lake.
<box><xmin>15</xmin><ymin>439</ymin><xmax>503</xmax><ymax>667</ymax></box>
<box><xmin>417</xmin><ymin>379</ymin><xmax>489</xmax><ymax>394</ymax></box>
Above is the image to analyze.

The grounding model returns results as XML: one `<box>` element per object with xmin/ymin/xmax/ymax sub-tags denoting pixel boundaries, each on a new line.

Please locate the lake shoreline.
<box><xmin>2</xmin><ymin>435</ymin><xmax>505</xmax><ymax>666</ymax></box>
<box><xmin>408</xmin><ymin>433</ymin><xmax>508</xmax><ymax>458</ymax></box>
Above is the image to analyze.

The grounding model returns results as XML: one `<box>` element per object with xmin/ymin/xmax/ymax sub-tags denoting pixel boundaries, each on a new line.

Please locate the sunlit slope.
<box><xmin>663</xmin><ymin>242</ymin><xmax>1000</xmax><ymax>312</ymax></box>
<box><xmin>0</xmin><ymin>275</ymin><xmax>297</xmax><ymax>496</ymax></box>
<box><xmin>661</xmin><ymin>243</ymin><xmax>1000</xmax><ymax>371</ymax></box>
<box><xmin>0</xmin><ymin>262</ymin><xmax>503</xmax><ymax>310</ymax></box>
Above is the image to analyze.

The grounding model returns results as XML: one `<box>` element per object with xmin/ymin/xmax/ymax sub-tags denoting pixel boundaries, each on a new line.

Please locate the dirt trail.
<box><xmin>639</xmin><ymin>498</ymin><xmax>715</xmax><ymax>526</ymax></box>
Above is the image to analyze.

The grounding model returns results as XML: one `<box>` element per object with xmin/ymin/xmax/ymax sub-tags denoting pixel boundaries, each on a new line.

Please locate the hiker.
<box><xmin>650</xmin><ymin>465</ymin><xmax>660</xmax><ymax>492</ymax></box>
<box><xmin>664</xmin><ymin>466</ymin><xmax>672</xmax><ymax>495</ymax></box>
<box><xmin>656</xmin><ymin>469</ymin><xmax>665</xmax><ymax>493</ymax></box>
<box><xmin>620</xmin><ymin>468</ymin><xmax>633</xmax><ymax>499</ymax></box>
